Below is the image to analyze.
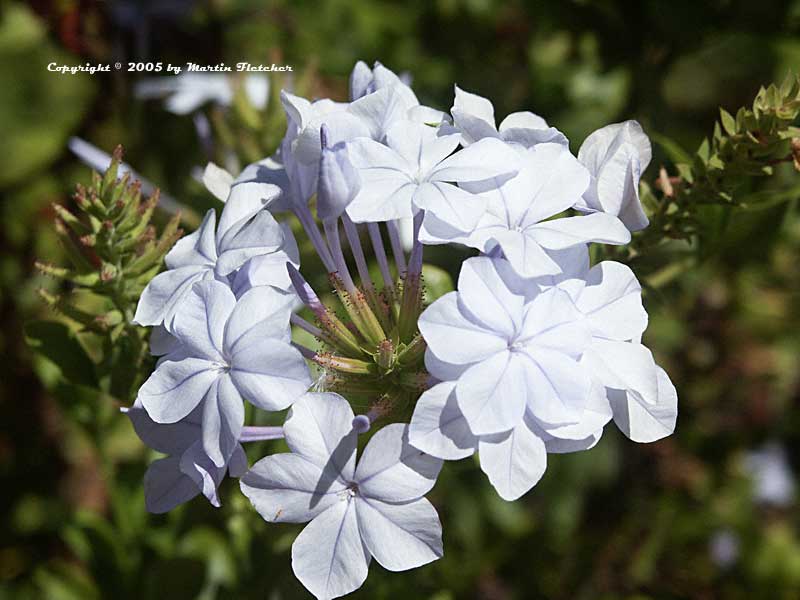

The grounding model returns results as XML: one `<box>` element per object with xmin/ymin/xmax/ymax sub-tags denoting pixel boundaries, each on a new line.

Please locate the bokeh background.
<box><xmin>2</xmin><ymin>0</ymin><xmax>800</xmax><ymax>598</ymax></box>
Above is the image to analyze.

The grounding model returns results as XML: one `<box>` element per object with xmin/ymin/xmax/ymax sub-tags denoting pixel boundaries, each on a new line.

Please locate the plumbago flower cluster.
<box><xmin>128</xmin><ymin>61</ymin><xmax>677</xmax><ymax>599</ymax></box>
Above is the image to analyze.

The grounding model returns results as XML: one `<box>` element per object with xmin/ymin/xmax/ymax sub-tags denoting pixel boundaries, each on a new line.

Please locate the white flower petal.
<box><xmin>578</xmin><ymin>120</ymin><xmax>651</xmax><ymax>176</ymax></box>
<box><xmin>291</xmin><ymin>499</ymin><xmax>370</xmax><ymax>600</ymax></box>
<box><xmin>348</xmin><ymin>86</ymin><xmax>418</xmax><ymax>141</ymax></box>
<box><xmin>428</xmin><ymin>137</ymin><xmax>518</xmax><ymax>182</ymax></box>
<box><xmin>179</xmin><ymin>440</ymin><xmax>227</xmax><ymax>507</ymax></box>
<box><xmin>202</xmin><ymin>162</ymin><xmax>233</xmax><ymax>202</ymax></box>
<box><xmin>533</xmin><ymin>376</ymin><xmax>612</xmax><ymax>440</ymax></box>
<box><xmin>576</xmin><ymin>261</ymin><xmax>647</xmax><ymax>341</ymax></box>
<box><xmin>241</xmin><ymin>453</ymin><xmax>346</xmax><ymax>523</ymax></box>
<box><xmin>165</xmin><ymin>209</ymin><xmax>217</xmax><ymax>269</ymax></box>
<box><xmin>453</xmin><ymin>86</ymin><xmax>496</xmax><ymax>127</ymax></box>
<box><xmin>349</xmin><ymin>60</ymin><xmax>373</xmax><ymax>100</ymax></box>
<box><xmin>478</xmin><ymin>417</ymin><xmax>547</xmax><ymax>501</ymax></box>
<box><xmin>229</xmin><ymin>340</ymin><xmax>311</xmax><ymax>411</ymax></box>
<box><xmin>127</xmin><ymin>398</ymin><xmax>201</xmax><ymax>455</ymax></box>
<box><xmin>423</xmin><ymin>346</ymin><xmax>471</xmax><ymax>381</ymax></box>
<box><xmin>231</xmin><ymin>248</ymin><xmax>298</xmax><ymax>296</ymax></box>
<box><xmin>233</xmin><ymin>155</ymin><xmax>293</xmax><ymax>212</ymax></box>
<box><xmin>356</xmin><ymin>497</ymin><xmax>443</xmax><ymax>571</ymax></box>
<box><xmin>133</xmin><ymin>265</ymin><xmax>211</xmax><ymax>327</ymax></box>
<box><xmin>583</xmin><ymin>340</ymin><xmax>659</xmax><ymax>406</ymax></box>
<box><xmin>355</xmin><ymin>424</ymin><xmax>442</xmax><ymax>503</ymax></box>
<box><xmin>413</xmin><ymin>181</ymin><xmax>486</xmax><ymax>233</ymax></box>
<box><xmin>456</xmin><ymin>256</ymin><xmax>524</xmax><ymax>341</ymax></box>
<box><xmin>456</xmin><ymin>350</ymin><xmax>528</xmax><ymax>436</ymax></box>
<box><xmin>138</xmin><ymin>357</ymin><xmax>218</xmax><ymax>424</ymax></box>
<box><xmin>216</xmin><ymin>182</ymin><xmax>282</xmax><ymax>244</ymax></box>
<box><xmin>529</xmin><ymin>213</ymin><xmax>631</xmax><ymax>250</ymax></box>
<box><xmin>216</xmin><ymin>210</ymin><xmax>286</xmax><ymax>275</ymax></box>
<box><xmin>408</xmin><ymin>381</ymin><xmax>477</xmax><ymax>460</ymax></box>
<box><xmin>492</xmin><ymin>229</ymin><xmax>562</xmax><ymax>278</ymax></box>
<box><xmin>419</xmin><ymin>292</ymin><xmax>507</xmax><ymax>365</ymax></box>
<box><xmin>498</xmin><ymin>110</ymin><xmax>548</xmax><ymax>131</ymax></box>
<box><xmin>172</xmin><ymin>280</ymin><xmax>236</xmax><ymax>360</ymax></box>
<box><xmin>144</xmin><ymin>456</ymin><xmax>200</xmax><ymax>514</ymax></box>
<box><xmin>523</xmin><ymin>347</ymin><xmax>591</xmax><ymax>425</ymax></box>
<box><xmin>223</xmin><ymin>285</ymin><xmax>294</xmax><ymax>354</ymax></box>
<box><xmin>294</xmin><ymin>112</ymin><xmax>372</xmax><ymax>165</ymax></box>
<box><xmin>518</xmin><ymin>288</ymin><xmax>590</xmax><ymax>356</ymax></box>
<box><xmin>502</xmin><ymin>126</ymin><xmax>569</xmax><ymax>147</ymax></box>
<box><xmin>285</xmin><ymin>393</ymin><xmax>358</xmax><ymax>480</ymax></box>
<box><xmin>201</xmin><ymin>374</ymin><xmax>244</xmax><ymax>467</ymax></box>
<box><xmin>610</xmin><ymin>365</ymin><xmax>677</xmax><ymax>442</ymax></box>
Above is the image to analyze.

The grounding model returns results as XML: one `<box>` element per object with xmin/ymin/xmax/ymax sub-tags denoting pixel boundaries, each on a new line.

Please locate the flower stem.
<box><xmin>240</xmin><ymin>426</ymin><xmax>285</xmax><ymax>442</ymax></box>
<box><xmin>387</xmin><ymin>220</ymin><xmax>407</xmax><ymax>278</ymax></box>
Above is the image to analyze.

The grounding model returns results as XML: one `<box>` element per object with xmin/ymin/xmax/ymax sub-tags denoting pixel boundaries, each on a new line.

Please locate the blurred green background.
<box><xmin>2</xmin><ymin>0</ymin><xmax>800</xmax><ymax>598</ymax></box>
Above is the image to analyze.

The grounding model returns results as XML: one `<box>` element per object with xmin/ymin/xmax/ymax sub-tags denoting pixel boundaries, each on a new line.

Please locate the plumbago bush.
<box><xmin>36</xmin><ymin>63</ymin><xmax>800</xmax><ymax>599</ymax></box>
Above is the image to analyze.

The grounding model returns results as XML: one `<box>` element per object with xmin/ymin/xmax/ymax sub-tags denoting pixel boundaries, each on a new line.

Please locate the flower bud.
<box><xmin>316</xmin><ymin>124</ymin><xmax>360</xmax><ymax>222</ymax></box>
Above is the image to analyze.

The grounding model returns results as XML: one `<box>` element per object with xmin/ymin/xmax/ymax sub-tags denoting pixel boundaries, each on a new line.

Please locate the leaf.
<box><xmin>25</xmin><ymin>320</ymin><xmax>98</xmax><ymax>387</ymax></box>
<box><xmin>720</xmin><ymin>108</ymin><xmax>737</xmax><ymax>135</ymax></box>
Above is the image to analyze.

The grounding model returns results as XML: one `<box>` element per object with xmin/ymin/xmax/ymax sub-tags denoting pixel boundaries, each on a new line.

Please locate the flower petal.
<box><xmin>478</xmin><ymin>417</ymin><xmax>547</xmax><ymax>501</ymax></box>
<box><xmin>241</xmin><ymin>453</ymin><xmax>346</xmax><ymax>524</ymax></box>
<box><xmin>528</xmin><ymin>213</ymin><xmax>630</xmax><ymax>250</ymax></box>
<box><xmin>418</xmin><ymin>292</ymin><xmax>506</xmax><ymax>365</ymax></box>
<box><xmin>523</xmin><ymin>347</ymin><xmax>591</xmax><ymax>425</ymax></box>
<box><xmin>291</xmin><ymin>499</ymin><xmax>370</xmax><ymax>600</ymax></box>
<box><xmin>179</xmin><ymin>440</ymin><xmax>227</xmax><ymax>507</ymax></box>
<box><xmin>165</xmin><ymin>209</ymin><xmax>217</xmax><ymax>269</ymax></box>
<box><xmin>514</xmin><ymin>143</ymin><xmax>588</xmax><ymax>225</ymax></box>
<box><xmin>518</xmin><ymin>288</ymin><xmax>591</xmax><ymax>357</ymax></box>
<box><xmin>456</xmin><ymin>256</ymin><xmax>524</xmax><ymax>341</ymax></box>
<box><xmin>133</xmin><ymin>265</ymin><xmax>211</xmax><ymax>328</ymax></box>
<box><xmin>127</xmin><ymin>398</ymin><xmax>201</xmax><ymax>455</ymax></box>
<box><xmin>356</xmin><ymin>497</ymin><xmax>443</xmax><ymax>571</ymax></box>
<box><xmin>450</xmin><ymin>85</ymin><xmax>497</xmax><ymax>145</ymax></box>
<box><xmin>413</xmin><ymin>181</ymin><xmax>486</xmax><ymax>233</ymax></box>
<box><xmin>355</xmin><ymin>424</ymin><xmax>442</xmax><ymax>503</ymax></box>
<box><xmin>408</xmin><ymin>381</ymin><xmax>477</xmax><ymax>460</ymax></box>
<box><xmin>216</xmin><ymin>210</ymin><xmax>286</xmax><ymax>276</ymax></box>
<box><xmin>202</xmin><ymin>162</ymin><xmax>233</xmax><ymax>203</ymax></box>
<box><xmin>428</xmin><ymin>137</ymin><xmax>518</xmax><ymax>182</ymax></box>
<box><xmin>456</xmin><ymin>350</ymin><xmax>528</xmax><ymax>436</ymax></box>
<box><xmin>138</xmin><ymin>357</ymin><xmax>218</xmax><ymax>424</ymax></box>
<box><xmin>285</xmin><ymin>393</ymin><xmax>358</xmax><ymax>480</ymax></box>
<box><xmin>144</xmin><ymin>456</ymin><xmax>200</xmax><ymax>514</ymax></box>
<box><xmin>610</xmin><ymin>365</ymin><xmax>677</xmax><ymax>442</ymax></box>
<box><xmin>576</xmin><ymin>261</ymin><xmax>647</xmax><ymax>341</ymax></box>
<box><xmin>223</xmin><ymin>285</ymin><xmax>295</xmax><ymax>355</ymax></box>
<box><xmin>229</xmin><ymin>340</ymin><xmax>311</xmax><ymax>411</ymax></box>
<box><xmin>493</xmin><ymin>229</ymin><xmax>562</xmax><ymax>278</ymax></box>
<box><xmin>201</xmin><ymin>374</ymin><xmax>245</xmax><ymax>468</ymax></box>
<box><xmin>582</xmin><ymin>340</ymin><xmax>659</xmax><ymax>407</ymax></box>
<box><xmin>172</xmin><ymin>280</ymin><xmax>236</xmax><ymax>360</ymax></box>
<box><xmin>216</xmin><ymin>182</ymin><xmax>282</xmax><ymax>245</ymax></box>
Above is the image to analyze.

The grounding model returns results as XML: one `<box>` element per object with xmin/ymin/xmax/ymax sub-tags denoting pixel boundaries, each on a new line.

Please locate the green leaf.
<box><xmin>25</xmin><ymin>320</ymin><xmax>98</xmax><ymax>387</ymax></box>
<box><xmin>720</xmin><ymin>108</ymin><xmax>737</xmax><ymax>135</ymax></box>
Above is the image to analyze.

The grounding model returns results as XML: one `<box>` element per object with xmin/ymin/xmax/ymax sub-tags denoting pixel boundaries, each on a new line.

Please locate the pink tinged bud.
<box><xmin>317</xmin><ymin>124</ymin><xmax>360</xmax><ymax>222</ymax></box>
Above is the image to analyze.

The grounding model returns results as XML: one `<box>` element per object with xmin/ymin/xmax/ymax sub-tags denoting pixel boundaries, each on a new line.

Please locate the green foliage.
<box><xmin>32</xmin><ymin>148</ymin><xmax>180</xmax><ymax>402</ymax></box>
<box><xmin>632</xmin><ymin>75</ymin><xmax>800</xmax><ymax>257</ymax></box>
<box><xmin>0</xmin><ymin>4</ymin><xmax>95</xmax><ymax>186</ymax></box>
<box><xmin>4</xmin><ymin>1</ymin><xmax>800</xmax><ymax>599</ymax></box>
